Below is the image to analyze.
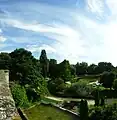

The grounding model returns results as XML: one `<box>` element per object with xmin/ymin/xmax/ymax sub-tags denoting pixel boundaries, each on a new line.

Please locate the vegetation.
<box><xmin>1</xmin><ymin>48</ymin><xmax>117</xmax><ymax>119</ymax></box>
<box><xmin>24</xmin><ymin>104</ymin><xmax>75</xmax><ymax>120</ymax></box>
<box><xmin>11</xmin><ymin>83</ymin><xmax>30</xmax><ymax>108</ymax></box>
<box><xmin>79</xmin><ymin>100</ymin><xmax>88</xmax><ymax>120</ymax></box>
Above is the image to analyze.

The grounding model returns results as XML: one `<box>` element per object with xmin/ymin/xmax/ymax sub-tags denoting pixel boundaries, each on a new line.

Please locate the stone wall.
<box><xmin>0</xmin><ymin>70</ymin><xmax>17</xmax><ymax>120</ymax></box>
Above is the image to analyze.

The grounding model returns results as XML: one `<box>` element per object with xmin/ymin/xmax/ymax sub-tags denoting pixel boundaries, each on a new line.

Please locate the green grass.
<box><xmin>24</xmin><ymin>104</ymin><xmax>75</xmax><ymax>120</ymax></box>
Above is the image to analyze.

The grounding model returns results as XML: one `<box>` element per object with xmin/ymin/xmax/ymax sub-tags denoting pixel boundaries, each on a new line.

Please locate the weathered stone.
<box><xmin>0</xmin><ymin>70</ymin><xmax>17</xmax><ymax>120</ymax></box>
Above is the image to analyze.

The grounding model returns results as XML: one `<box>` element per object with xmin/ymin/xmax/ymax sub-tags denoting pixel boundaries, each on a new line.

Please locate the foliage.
<box><xmin>9</xmin><ymin>48</ymin><xmax>48</xmax><ymax>97</ymax></box>
<box><xmin>89</xmin><ymin>103</ymin><xmax>117</xmax><ymax>120</ymax></box>
<box><xmin>94</xmin><ymin>90</ymin><xmax>100</xmax><ymax>106</ymax></box>
<box><xmin>58</xmin><ymin>60</ymin><xmax>72</xmax><ymax>82</ymax></box>
<box><xmin>97</xmin><ymin>62</ymin><xmax>114</xmax><ymax>73</ymax></box>
<box><xmin>70</xmin><ymin>65</ymin><xmax>76</xmax><ymax>76</ymax></box>
<box><xmin>48</xmin><ymin>78</ymin><xmax>66</xmax><ymax>95</ymax></box>
<box><xmin>11</xmin><ymin>84</ymin><xmax>30</xmax><ymax>108</ymax></box>
<box><xmin>25</xmin><ymin>87</ymin><xmax>41</xmax><ymax>102</ymax></box>
<box><xmin>80</xmin><ymin>100</ymin><xmax>89</xmax><ymax>120</ymax></box>
<box><xmin>100</xmin><ymin>71</ymin><xmax>115</xmax><ymax>89</ymax></box>
<box><xmin>76</xmin><ymin>62</ymin><xmax>88</xmax><ymax>75</ymax></box>
<box><xmin>0</xmin><ymin>52</ymin><xmax>11</xmax><ymax>69</ymax></box>
<box><xmin>100</xmin><ymin>97</ymin><xmax>105</xmax><ymax>106</ymax></box>
<box><xmin>39</xmin><ymin>49</ymin><xmax>49</xmax><ymax>78</ymax></box>
<box><xmin>87</xmin><ymin>64</ymin><xmax>98</xmax><ymax>75</ymax></box>
<box><xmin>113</xmin><ymin>79</ymin><xmax>117</xmax><ymax>90</ymax></box>
<box><xmin>48</xmin><ymin>59</ymin><xmax>57</xmax><ymax>78</ymax></box>
<box><xmin>64</xmin><ymin>80</ymin><xmax>93</xmax><ymax>98</ymax></box>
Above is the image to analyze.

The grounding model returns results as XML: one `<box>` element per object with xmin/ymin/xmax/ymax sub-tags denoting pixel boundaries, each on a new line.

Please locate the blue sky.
<box><xmin>0</xmin><ymin>0</ymin><xmax>117</xmax><ymax>65</ymax></box>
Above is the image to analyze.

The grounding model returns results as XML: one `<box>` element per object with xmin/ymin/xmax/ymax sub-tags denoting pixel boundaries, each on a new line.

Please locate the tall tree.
<box><xmin>39</xmin><ymin>50</ymin><xmax>49</xmax><ymax>78</ymax></box>
<box><xmin>48</xmin><ymin>59</ymin><xmax>57</xmax><ymax>78</ymax></box>
<box><xmin>80</xmin><ymin>100</ymin><xmax>89</xmax><ymax>120</ymax></box>
<box><xmin>58</xmin><ymin>60</ymin><xmax>72</xmax><ymax>82</ymax></box>
<box><xmin>94</xmin><ymin>90</ymin><xmax>100</xmax><ymax>106</ymax></box>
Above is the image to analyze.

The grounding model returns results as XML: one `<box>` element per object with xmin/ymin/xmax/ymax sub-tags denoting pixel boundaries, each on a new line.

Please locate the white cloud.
<box><xmin>106</xmin><ymin>0</ymin><xmax>117</xmax><ymax>16</ymax></box>
<box><xmin>0</xmin><ymin>35</ymin><xmax>6</xmax><ymax>42</ymax></box>
<box><xmin>86</xmin><ymin>0</ymin><xmax>105</xmax><ymax>16</ymax></box>
<box><xmin>2</xmin><ymin>0</ymin><xmax>117</xmax><ymax>66</ymax></box>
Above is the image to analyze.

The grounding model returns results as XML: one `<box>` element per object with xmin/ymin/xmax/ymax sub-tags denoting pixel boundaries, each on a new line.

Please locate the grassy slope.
<box><xmin>24</xmin><ymin>104</ymin><xmax>74</xmax><ymax>120</ymax></box>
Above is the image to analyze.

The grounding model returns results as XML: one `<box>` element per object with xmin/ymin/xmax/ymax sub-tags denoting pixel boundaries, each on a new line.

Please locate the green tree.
<box><xmin>48</xmin><ymin>59</ymin><xmax>57</xmax><ymax>78</ymax></box>
<box><xmin>87</xmin><ymin>64</ymin><xmax>97</xmax><ymax>75</ymax></box>
<box><xmin>96</xmin><ymin>62</ymin><xmax>114</xmax><ymax>74</ymax></box>
<box><xmin>40</xmin><ymin>50</ymin><xmax>49</xmax><ymax>78</ymax></box>
<box><xmin>10</xmin><ymin>48</ymin><xmax>41</xmax><ymax>84</ymax></box>
<box><xmin>9</xmin><ymin>48</ymin><xmax>48</xmax><ymax>97</ymax></box>
<box><xmin>100</xmin><ymin>72</ymin><xmax>115</xmax><ymax>89</ymax></box>
<box><xmin>80</xmin><ymin>100</ymin><xmax>89</xmax><ymax>120</ymax></box>
<box><xmin>58</xmin><ymin>60</ymin><xmax>72</xmax><ymax>82</ymax></box>
<box><xmin>76</xmin><ymin>62</ymin><xmax>88</xmax><ymax>76</ymax></box>
<box><xmin>70</xmin><ymin>65</ymin><xmax>76</xmax><ymax>76</ymax></box>
<box><xmin>94</xmin><ymin>90</ymin><xmax>100</xmax><ymax>106</ymax></box>
<box><xmin>0</xmin><ymin>52</ymin><xmax>11</xmax><ymax>69</ymax></box>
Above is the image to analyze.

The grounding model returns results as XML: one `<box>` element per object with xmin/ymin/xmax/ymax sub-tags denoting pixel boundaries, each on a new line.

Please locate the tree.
<box><xmin>39</xmin><ymin>50</ymin><xmax>49</xmax><ymax>78</ymax></box>
<box><xmin>100</xmin><ymin>72</ymin><xmax>115</xmax><ymax>89</ymax></box>
<box><xmin>10</xmin><ymin>48</ymin><xmax>41</xmax><ymax>84</ymax></box>
<box><xmin>80</xmin><ymin>100</ymin><xmax>89</xmax><ymax>120</ymax></box>
<box><xmin>76</xmin><ymin>62</ymin><xmax>88</xmax><ymax>76</ymax></box>
<box><xmin>87</xmin><ymin>64</ymin><xmax>97</xmax><ymax>75</ymax></box>
<box><xmin>9</xmin><ymin>48</ymin><xmax>49</xmax><ymax>97</ymax></box>
<box><xmin>94</xmin><ymin>90</ymin><xmax>100</xmax><ymax>106</ymax></box>
<box><xmin>70</xmin><ymin>65</ymin><xmax>76</xmax><ymax>76</ymax></box>
<box><xmin>96</xmin><ymin>62</ymin><xmax>114</xmax><ymax>74</ymax></box>
<box><xmin>0</xmin><ymin>52</ymin><xmax>11</xmax><ymax>69</ymax></box>
<box><xmin>58</xmin><ymin>60</ymin><xmax>72</xmax><ymax>82</ymax></box>
<box><xmin>48</xmin><ymin>59</ymin><xmax>57</xmax><ymax>78</ymax></box>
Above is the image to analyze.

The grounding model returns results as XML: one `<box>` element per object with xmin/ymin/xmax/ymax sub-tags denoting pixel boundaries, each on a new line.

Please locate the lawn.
<box><xmin>24</xmin><ymin>104</ymin><xmax>77</xmax><ymax>120</ymax></box>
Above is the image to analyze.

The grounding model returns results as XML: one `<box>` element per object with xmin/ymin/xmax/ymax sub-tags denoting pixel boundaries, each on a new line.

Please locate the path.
<box><xmin>45</xmin><ymin>96</ymin><xmax>95</xmax><ymax>105</ymax></box>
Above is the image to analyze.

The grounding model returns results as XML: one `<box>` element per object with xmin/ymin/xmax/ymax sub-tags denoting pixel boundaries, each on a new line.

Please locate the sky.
<box><xmin>0</xmin><ymin>0</ymin><xmax>117</xmax><ymax>66</ymax></box>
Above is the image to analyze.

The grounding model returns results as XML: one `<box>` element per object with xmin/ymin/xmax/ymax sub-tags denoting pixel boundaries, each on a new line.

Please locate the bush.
<box><xmin>26</xmin><ymin>87</ymin><xmax>41</xmax><ymax>102</ymax></box>
<box><xmin>11</xmin><ymin>84</ymin><xmax>30</xmax><ymax>108</ymax></box>
<box><xmin>99</xmin><ymin>72</ymin><xmax>115</xmax><ymax>89</ymax></box>
<box><xmin>99</xmin><ymin>90</ymin><xmax>117</xmax><ymax>98</ymax></box>
<box><xmin>64</xmin><ymin>80</ymin><xmax>94</xmax><ymax>98</ymax></box>
<box><xmin>48</xmin><ymin>78</ymin><xmax>66</xmax><ymax>95</ymax></box>
<box><xmin>89</xmin><ymin>103</ymin><xmax>117</xmax><ymax>120</ymax></box>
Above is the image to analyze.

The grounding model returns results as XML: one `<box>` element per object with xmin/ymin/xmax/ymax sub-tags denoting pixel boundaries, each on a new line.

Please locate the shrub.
<box><xmin>64</xmin><ymin>80</ymin><xmax>94</xmax><ymax>98</ymax></box>
<box><xmin>89</xmin><ymin>103</ymin><xmax>117</xmax><ymax>120</ymax></box>
<box><xmin>11</xmin><ymin>84</ymin><xmax>30</xmax><ymax>108</ymax></box>
<box><xmin>48</xmin><ymin>78</ymin><xmax>66</xmax><ymax>95</ymax></box>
